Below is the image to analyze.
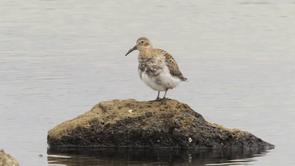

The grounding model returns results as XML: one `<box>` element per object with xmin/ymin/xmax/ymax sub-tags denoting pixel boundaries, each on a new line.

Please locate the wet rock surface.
<box><xmin>48</xmin><ymin>99</ymin><xmax>274</xmax><ymax>150</ymax></box>
<box><xmin>0</xmin><ymin>150</ymin><xmax>19</xmax><ymax>166</ymax></box>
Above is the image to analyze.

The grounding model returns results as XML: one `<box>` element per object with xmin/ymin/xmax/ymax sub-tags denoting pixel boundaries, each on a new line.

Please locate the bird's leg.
<box><xmin>163</xmin><ymin>89</ymin><xmax>168</xmax><ymax>99</ymax></box>
<box><xmin>156</xmin><ymin>91</ymin><xmax>160</xmax><ymax>100</ymax></box>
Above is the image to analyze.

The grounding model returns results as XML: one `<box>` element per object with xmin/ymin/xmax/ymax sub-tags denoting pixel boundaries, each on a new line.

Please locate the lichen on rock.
<box><xmin>0</xmin><ymin>150</ymin><xmax>19</xmax><ymax>166</ymax></box>
<box><xmin>47</xmin><ymin>99</ymin><xmax>274</xmax><ymax>151</ymax></box>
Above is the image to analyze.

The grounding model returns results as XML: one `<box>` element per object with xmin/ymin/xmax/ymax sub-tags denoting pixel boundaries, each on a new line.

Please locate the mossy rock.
<box><xmin>48</xmin><ymin>99</ymin><xmax>273</xmax><ymax>151</ymax></box>
<box><xmin>0</xmin><ymin>150</ymin><xmax>19</xmax><ymax>166</ymax></box>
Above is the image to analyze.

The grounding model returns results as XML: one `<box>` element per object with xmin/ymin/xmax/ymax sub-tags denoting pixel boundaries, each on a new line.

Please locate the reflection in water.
<box><xmin>48</xmin><ymin>147</ymin><xmax>269</xmax><ymax>166</ymax></box>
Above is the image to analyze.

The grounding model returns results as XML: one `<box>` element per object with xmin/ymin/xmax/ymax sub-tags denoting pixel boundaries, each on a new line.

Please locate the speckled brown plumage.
<box><xmin>162</xmin><ymin>50</ymin><xmax>187</xmax><ymax>81</ymax></box>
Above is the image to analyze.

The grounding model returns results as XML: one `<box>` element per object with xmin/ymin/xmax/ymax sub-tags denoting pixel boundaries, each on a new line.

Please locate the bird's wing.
<box><xmin>156</xmin><ymin>49</ymin><xmax>187</xmax><ymax>81</ymax></box>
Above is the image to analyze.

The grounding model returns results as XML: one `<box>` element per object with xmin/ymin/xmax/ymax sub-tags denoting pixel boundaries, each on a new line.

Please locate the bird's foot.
<box><xmin>159</xmin><ymin>97</ymin><xmax>169</xmax><ymax>101</ymax></box>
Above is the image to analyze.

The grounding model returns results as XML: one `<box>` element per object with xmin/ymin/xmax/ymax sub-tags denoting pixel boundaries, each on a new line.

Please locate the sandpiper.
<box><xmin>125</xmin><ymin>37</ymin><xmax>187</xmax><ymax>100</ymax></box>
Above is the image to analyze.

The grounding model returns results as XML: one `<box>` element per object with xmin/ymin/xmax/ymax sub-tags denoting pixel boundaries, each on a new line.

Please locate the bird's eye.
<box><xmin>140</xmin><ymin>41</ymin><xmax>144</xmax><ymax>44</ymax></box>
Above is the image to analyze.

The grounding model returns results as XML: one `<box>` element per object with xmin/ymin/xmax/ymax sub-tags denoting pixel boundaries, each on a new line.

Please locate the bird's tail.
<box><xmin>181</xmin><ymin>76</ymin><xmax>187</xmax><ymax>81</ymax></box>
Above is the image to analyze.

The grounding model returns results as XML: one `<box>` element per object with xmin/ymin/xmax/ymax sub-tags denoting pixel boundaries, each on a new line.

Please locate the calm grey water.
<box><xmin>0</xmin><ymin>0</ymin><xmax>294</xmax><ymax>165</ymax></box>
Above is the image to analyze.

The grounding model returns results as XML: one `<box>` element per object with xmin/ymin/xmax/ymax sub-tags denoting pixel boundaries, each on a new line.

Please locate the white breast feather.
<box><xmin>139</xmin><ymin>65</ymin><xmax>181</xmax><ymax>91</ymax></box>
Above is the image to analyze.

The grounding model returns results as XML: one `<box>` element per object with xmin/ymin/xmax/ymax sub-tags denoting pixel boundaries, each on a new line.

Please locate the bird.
<box><xmin>125</xmin><ymin>37</ymin><xmax>187</xmax><ymax>100</ymax></box>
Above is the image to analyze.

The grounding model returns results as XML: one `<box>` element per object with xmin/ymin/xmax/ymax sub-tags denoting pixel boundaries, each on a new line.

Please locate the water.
<box><xmin>0</xmin><ymin>0</ymin><xmax>294</xmax><ymax>165</ymax></box>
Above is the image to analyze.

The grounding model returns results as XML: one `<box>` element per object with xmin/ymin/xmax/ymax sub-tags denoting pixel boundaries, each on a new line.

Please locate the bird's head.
<box><xmin>125</xmin><ymin>37</ymin><xmax>152</xmax><ymax>56</ymax></box>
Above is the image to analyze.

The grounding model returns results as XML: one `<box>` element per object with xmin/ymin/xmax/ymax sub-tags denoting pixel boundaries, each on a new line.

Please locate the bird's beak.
<box><xmin>125</xmin><ymin>45</ymin><xmax>137</xmax><ymax>56</ymax></box>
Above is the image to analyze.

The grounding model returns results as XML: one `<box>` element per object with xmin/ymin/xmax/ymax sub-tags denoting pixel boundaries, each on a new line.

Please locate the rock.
<box><xmin>0</xmin><ymin>150</ymin><xmax>19</xmax><ymax>166</ymax></box>
<box><xmin>48</xmin><ymin>99</ymin><xmax>274</xmax><ymax>151</ymax></box>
